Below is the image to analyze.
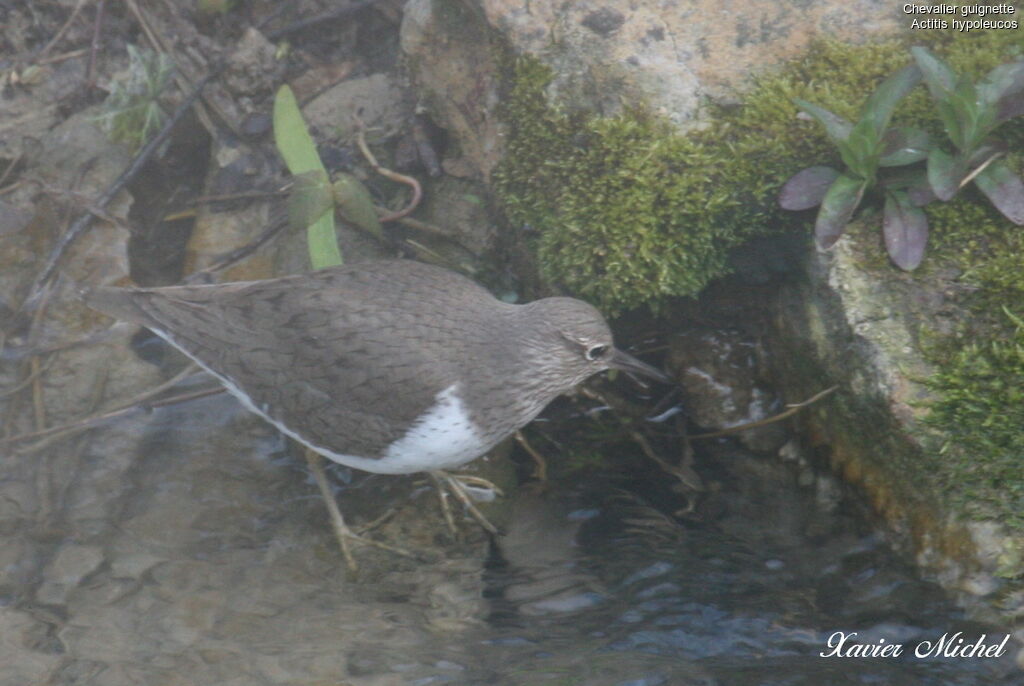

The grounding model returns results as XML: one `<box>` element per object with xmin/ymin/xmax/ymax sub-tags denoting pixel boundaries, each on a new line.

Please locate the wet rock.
<box><xmin>37</xmin><ymin>543</ymin><xmax>104</xmax><ymax>606</ymax></box>
<box><xmin>0</xmin><ymin>609</ymin><xmax>63</xmax><ymax>683</ymax></box>
<box><xmin>668</xmin><ymin>328</ymin><xmax>788</xmax><ymax>453</ymax></box>
<box><xmin>767</xmin><ymin>231</ymin><xmax>1023</xmax><ymax>617</ymax></box>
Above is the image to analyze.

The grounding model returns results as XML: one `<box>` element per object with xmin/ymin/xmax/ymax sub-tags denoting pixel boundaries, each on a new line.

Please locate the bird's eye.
<box><xmin>586</xmin><ymin>344</ymin><xmax>609</xmax><ymax>361</ymax></box>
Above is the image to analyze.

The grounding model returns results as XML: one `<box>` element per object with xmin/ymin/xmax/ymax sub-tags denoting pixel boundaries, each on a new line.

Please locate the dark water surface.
<box><xmin>3</xmin><ymin>389</ymin><xmax>1019</xmax><ymax>685</ymax></box>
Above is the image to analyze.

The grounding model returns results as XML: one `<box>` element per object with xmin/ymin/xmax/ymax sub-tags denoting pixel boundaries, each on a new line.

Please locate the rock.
<box><xmin>303</xmin><ymin>73</ymin><xmax>409</xmax><ymax>142</ymax></box>
<box><xmin>668</xmin><ymin>328</ymin><xmax>788</xmax><ymax>453</ymax></box>
<box><xmin>401</xmin><ymin>0</ymin><xmax>904</xmax><ymax>179</ymax></box>
<box><xmin>37</xmin><ymin>544</ymin><xmax>105</xmax><ymax>606</ymax></box>
<box><xmin>401</xmin><ymin>0</ymin><xmax>503</xmax><ymax>181</ymax></box>
<box><xmin>223</xmin><ymin>27</ymin><xmax>284</xmax><ymax>97</ymax></box>
<box><xmin>0</xmin><ymin>609</ymin><xmax>63</xmax><ymax>683</ymax></box>
<box><xmin>766</xmin><ymin>230</ymin><xmax>1022</xmax><ymax>617</ymax></box>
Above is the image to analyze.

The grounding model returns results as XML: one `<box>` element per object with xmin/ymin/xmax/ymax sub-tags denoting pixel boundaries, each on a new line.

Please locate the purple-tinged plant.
<box><xmin>779</xmin><ymin>65</ymin><xmax>932</xmax><ymax>269</ymax></box>
<box><xmin>912</xmin><ymin>46</ymin><xmax>1024</xmax><ymax>226</ymax></box>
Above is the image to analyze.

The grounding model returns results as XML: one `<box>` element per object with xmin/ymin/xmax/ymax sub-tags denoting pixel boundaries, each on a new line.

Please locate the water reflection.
<box><xmin>3</xmin><ymin>392</ymin><xmax>1019</xmax><ymax>685</ymax></box>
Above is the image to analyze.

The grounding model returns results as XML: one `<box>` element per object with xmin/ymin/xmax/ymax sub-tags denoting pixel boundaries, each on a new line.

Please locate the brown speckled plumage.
<box><xmin>86</xmin><ymin>260</ymin><xmax>665</xmax><ymax>473</ymax></box>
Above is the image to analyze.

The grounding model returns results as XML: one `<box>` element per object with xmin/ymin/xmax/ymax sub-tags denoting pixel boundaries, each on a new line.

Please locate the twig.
<box><xmin>959</xmin><ymin>152</ymin><xmax>1003</xmax><ymax>190</ymax></box>
<box><xmin>36</xmin><ymin>0</ymin><xmax>90</xmax><ymax>62</ymax></box>
<box><xmin>126</xmin><ymin>0</ymin><xmax>230</xmax><ymax>137</ymax></box>
<box><xmin>393</xmin><ymin>214</ymin><xmax>456</xmax><ymax>239</ymax></box>
<box><xmin>123</xmin><ymin>0</ymin><xmax>161</xmax><ymax>59</ymax></box>
<box><xmin>0</xmin><ymin>356</ymin><xmax>56</xmax><ymax>399</ymax></box>
<box><xmin>580</xmin><ymin>386</ymin><xmax>703</xmax><ymax>492</ymax></box>
<box><xmin>1</xmin><ymin>366</ymin><xmax>215</xmax><ymax>450</ymax></box>
<box><xmin>36</xmin><ymin>48</ymin><xmax>90</xmax><ymax>66</ymax></box>
<box><xmin>189</xmin><ymin>218</ymin><xmax>291</xmax><ymax>280</ymax></box>
<box><xmin>191</xmin><ymin>188</ymin><xmax>288</xmax><ymax>206</ymax></box>
<box><xmin>689</xmin><ymin>385</ymin><xmax>838</xmax><ymax>440</ymax></box>
<box><xmin>265</xmin><ymin>0</ymin><xmax>383</xmax><ymax>40</ymax></box>
<box><xmin>20</xmin><ymin>71</ymin><xmax>217</xmax><ymax>312</ymax></box>
<box><xmin>0</xmin><ymin>153</ymin><xmax>21</xmax><ymax>189</ymax></box>
<box><xmin>354</xmin><ymin>115</ymin><xmax>423</xmax><ymax>222</ymax></box>
<box><xmin>85</xmin><ymin>0</ymin><xmax>106</xmax><ymax>87</ymax></box>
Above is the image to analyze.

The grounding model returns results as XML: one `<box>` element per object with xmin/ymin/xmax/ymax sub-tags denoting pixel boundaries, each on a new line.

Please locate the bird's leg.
<box><xmin>305</xmin><ymin>449</ymin><xmax>418</xmax><ymax>570</ymax></box>
<box><xmin>515</xmin><ymin>430</ymin><xmax>548</xmax><ymax>482</ymax></box>
<box><xmin>428</xmin><ymin>471</ymin><xmax>459</xmax><ymax>536</ymax></box>
<box><xmin>429</xmin><ymin>470</ymin><xmax>501</xmax><ymax>536</ymax></box>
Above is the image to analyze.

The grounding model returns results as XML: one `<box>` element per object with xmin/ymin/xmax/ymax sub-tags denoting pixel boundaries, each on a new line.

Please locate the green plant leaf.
<box><xmin>274</xmin><ymin>85</ymin><xmax>324</xmax><ymax>176</ymax></box>
<box><xmin>979</xmin><ymin>60</ymin><xmax>1024</xmax><ymax>112</ymax></box>
<box><xmin>996</xmin><ymin>92</ymin><xmax>1024</xmax><ymax>125</ymax></box>
<box><xmin>273</xmin><ymin>84</ymin><xmax>342</xmax><ymax>269</ymax></box>
<box><xmin>911</xmin><ymin>46</ymin><xmax>956</xmax><ymax>100</ymax></box>
<box><xmin>879</xmin><ymin>168</ymin><xmax>934</xmax><ymax>206</ymax></box>
<box><xmin>793</xmin><ymin>98</ymin><xmax>852</xmax><ymax>145</ymax></box>
<box><xmin>973</xmin><ymin>159</ymin><xmax>1024</xmax><ymax>225</ymax></box>
<box><xmin>927</xmin><ymin>147</ymin><xmax>962</xmax><ymax>201</ymax></box>
<box><xmin>883</xmin><ymin>191</ymin><xmax>928</xmax><ymax>270</ymax></box>
<box><xmin>965</xmin><ymin>142</ymin><xmax>1003</xmax><ymax>169</ymax></box>
<box><xmin>814</xmin><ymin>173</ymin><xmax>866</xmax><ymax>249</ymax></box>
<box><xmin>331</xmin><ymin>173</ymin><xmax>384</xmax><ymax>238</ymax></box>
<box><xmin>843</xmin><ymin>118</ymin><xmax>881</xmax><ymax>177</ymax></box>
<box><xmin>950</xmin><ymin>77</ymin><xmax>987</xmax><ymax>149</ymax></box>
<box><xmin>862</xmin><ymin>64</ymin><xmax>922</xmax><ymax>133</ymax></box>
<box><xmin>287</xmin><ymin>170</ymin><xmax>333</xmax><ymax>231</ymax></box>
<box><xmin>934</xmin><ymin>99</ymin><xmax>964</xmax><ymax>149</ymax></box>
<box><xmin>878</xmin><ymin>127</ymin><xmax>930</xmax><ymax>167</ymax></box>
<box><xmin>779</xmin><ymin>166</ymin><xmax>839</xmax><ymax>210</ymax></box>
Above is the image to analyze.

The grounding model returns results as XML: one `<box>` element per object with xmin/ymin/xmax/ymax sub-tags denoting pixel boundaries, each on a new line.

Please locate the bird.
<box><xmin>85</xmin><ymin>259</ymin><xmax>668</xmax><ymax>568</ymax></box>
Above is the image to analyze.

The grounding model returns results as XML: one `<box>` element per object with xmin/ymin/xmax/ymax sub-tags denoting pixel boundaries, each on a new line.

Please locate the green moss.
<box><xmin>494</xmin><ymin>24</ymin><xmax>1024</xmax><ymax>535</ymax></box>
<box><xmin>494</xmin><ymin>26</ymin><xmax>1023</xmax><ymax>314</ymax></box>
<box><xmin>495</xmin><ymin>51</ymin><xmax>839</xmax><ymax>314</ymax></box>
<box><xmin>923</xmin><ymin>309</ymin><xmax>1024</xmax><ymax>536</ymax></box>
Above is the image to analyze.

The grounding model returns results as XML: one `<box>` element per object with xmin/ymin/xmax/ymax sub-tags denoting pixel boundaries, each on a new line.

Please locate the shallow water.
<box><xmin>1</xmin><ymin>388</ymin><xmax>1019</xmax><ymax>685</ymax></box>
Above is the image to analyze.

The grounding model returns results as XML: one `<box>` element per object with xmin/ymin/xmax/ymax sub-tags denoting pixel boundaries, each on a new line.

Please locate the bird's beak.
<box><xmin>608</xmin><ymin>347</ymin><xmax>672</xmax><ymax>384</ymax></box>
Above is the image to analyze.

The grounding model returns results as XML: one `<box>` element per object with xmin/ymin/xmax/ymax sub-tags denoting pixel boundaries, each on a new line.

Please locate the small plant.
<box><xmin>912</xmin><ymin>46</ymin><xmax>1024</xmax><ymax>225</ymax></box>
<box><xmin>779</xmin><ymin>65</ymin><xmax>932</xmax><ymax>269</ymax></box>
<box><xmin>272</xmin><ymin>85</ymin><xmax>382</xmax><ymax>270</ymax></box>
<box><xmin>96</xmin><ymin>45</ymin><xmax>174</xmax><ymax>148</ymax></box>
<box><xmin>781</xmin><ymin>48</ymin><xmax>1024</xmax><ymax>271</ymax></box>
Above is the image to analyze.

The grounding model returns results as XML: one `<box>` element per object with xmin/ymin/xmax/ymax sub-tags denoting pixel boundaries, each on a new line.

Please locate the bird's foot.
<box><xmin>429</xmin><ymin>470</ymin><xmax>503</xmax><ymax>536</ymax></box>
<box><xmin>306</xmin><ymin>450</ymin><xmax>419</xmax><ymax>572</ymax></box>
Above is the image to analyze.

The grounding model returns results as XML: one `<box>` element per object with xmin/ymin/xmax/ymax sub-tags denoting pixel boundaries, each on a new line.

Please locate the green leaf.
<box><xmin>287</xmin><ymin>170</ymin><xmax>333</xmax><ymax>231</ymax></box>
<box><xmin>878</xmin><ymin>127</ymin><xmax>930</xmax><ymax>167</ymax></box>
<box><xmin>274</xmin><ymin>85</ymin><xmax>323</xmax><ymax>176</ymax></box>
<box><xmin>883</xmin><ymin>191</ymin><xmax>928</xmax><ymax>270</ymax></box>
<box><xmin>304</xmin><ymin>213</ymin><xmax>342</xmax><ymax>269</ymax></box>
<box><xmin>779</xmin><ymin>166</ymin><xmax>839</xmax><ymax>210</ymax></box>
<box><xmin>979</xmin><ymin>60</ymin><xmax>1024</xmax><ymax>112</ymax></box>
<box><xmin>973</xmin><ymin>159</ymin><xmax>1024</xmax><ymax>225</ymax></box>
<box><xmin>934</xmin><ymin>99</ymin><xmax>964</xmax><ymax>149</ymax></box>
<box><xmin>965</xmin><ymin>142</ymin><xmax>1002</xmax><ymax>169</ymax></box>
<box><xmin>843</xmin><ymin>119</ymin><xmax>881</xmax><ymax>177</ymax></box>
<box><xmin>949</xmin><ymin>77</ymin><xmax>986</xmax><ymax>149</ymax></box>
<box><xmin>273</xmin><ymin>85</ymin><xmax>342</xmax><ymax>269</ymax></box>
<box><xmin>927</xmin><ymin>147</ymin><xmax>962</xmax><ymax>201</ymax></box>
<box><xmin>996</xmin><ymin>92</ymin><xmax>1024</xmax><ymax>125</ymax></box>
<box><xmin>793</xmin><ymin>98</ymin><xmax>852</xmax><ymax>145</ymax></box>
<box><xmin>815</xmin><ymin>174</ymin><xmax>866</xmax><ymax>249</ymax></box>
<box><xmin>911</xmin><ymin>46</ymin><xmax>956</xmax><ymax>100</ymax></box>
<box><xmin>331</xmin><ymin>173</ymin><xmax>384</xmax><ymax>239</ymax></box>
<box><xmin>862</xmin><ymin>64</ymin><xmax>922</xmax><ymax>133</ymax></box>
